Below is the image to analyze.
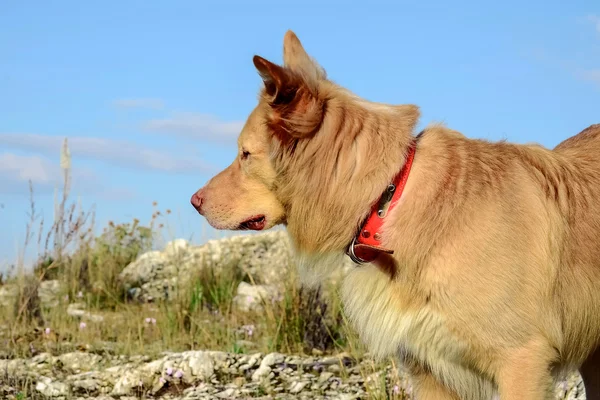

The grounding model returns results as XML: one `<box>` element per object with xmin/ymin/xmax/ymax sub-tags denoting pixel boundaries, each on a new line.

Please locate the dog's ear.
<box><xmin>253</xmin><ymin>55</ymin><xmax>298</xmax><ymax>104</ymax></box>
<box><xmin>282</xmin><ymin>30</ymin><xmax>326</xmax><ymax>83</ymax></box>
<box><xmin>253</xmin><ymin>55</ymin><xmax>324</xmax><ymax>139</ymax></box>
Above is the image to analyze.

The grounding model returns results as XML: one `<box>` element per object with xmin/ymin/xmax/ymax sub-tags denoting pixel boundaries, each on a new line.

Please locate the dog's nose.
<box><xmin>190</xmin><ymin>189</ymin><xmax>205</xmax><ymax>214</ymax></box>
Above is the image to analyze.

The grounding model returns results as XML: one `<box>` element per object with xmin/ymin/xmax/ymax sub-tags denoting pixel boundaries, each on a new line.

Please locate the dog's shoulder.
<box><xmin>416</xmin><ymin>123</ymin><xmax>467</xmax><ymax>143</ymax></box>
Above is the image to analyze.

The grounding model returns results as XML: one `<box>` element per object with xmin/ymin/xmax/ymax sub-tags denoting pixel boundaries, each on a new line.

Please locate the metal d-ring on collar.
<box><xmin>347</xmin><ymin>236</ymin><xmax>368</xmax><ymax>265</ymax></box>
<box><xmin>347</xmin><ymin>183</ymin><xmax>397</xmax><ymax>265</ymax></box>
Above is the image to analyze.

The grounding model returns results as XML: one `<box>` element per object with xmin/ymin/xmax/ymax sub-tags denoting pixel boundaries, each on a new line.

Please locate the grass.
<box><xmin>0</xmin><ymin>139</ymin><xmax>410</xmax><ymax>399</ymax></box>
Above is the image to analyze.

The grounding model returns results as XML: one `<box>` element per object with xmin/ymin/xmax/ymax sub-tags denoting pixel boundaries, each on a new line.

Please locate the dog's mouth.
<box><xmin>238</xmin><ymin>215</ymin><xmax>267</xmax><ymax>231</ymax></box>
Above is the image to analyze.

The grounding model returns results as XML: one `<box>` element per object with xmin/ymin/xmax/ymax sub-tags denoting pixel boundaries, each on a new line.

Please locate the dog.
<box><xmin>190</xmin><ymin>30</ymin><xmax>600</xmax><ymax>399</ymax></box>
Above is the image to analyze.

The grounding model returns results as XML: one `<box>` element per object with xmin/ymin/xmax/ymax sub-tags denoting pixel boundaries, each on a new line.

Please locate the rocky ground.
<box><xmin>0</xmin><ymin>231</ymin><xmax>590</xmax><ymax>399</ymax></box>
<box><xmin>0</xmin><ymin>349</ymin><xmax>406</xmax><ymax>399</ymax></box>
<box><xmin>0</xmin><ymin>349</ymin><xmax>586</xmax><ymax>400</ymax></box>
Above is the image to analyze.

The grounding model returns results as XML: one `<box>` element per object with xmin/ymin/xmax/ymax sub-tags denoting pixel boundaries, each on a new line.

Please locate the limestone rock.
<box><xmin>66</xmin><ymin>303</ymin><xmax>104</xmax><ymax>322</ymax></box>
<box><xmin>233</xmin><ymin>281</ymin><xmax>280</xmax><ymax>312</ymax></box>
<box><xmin>0</xmin><ymin>349</ymin><xmax>586</xmax><ymax>399</ymax></box>
<box><xmin>35</xmin><ymin>377</ymin><xmax>69</xmax><ymax>397</ymax></box>
<box><xmin>39</xmin><ymin>279</ymin><xmax>62</xmax><ymax>307</ymax></box>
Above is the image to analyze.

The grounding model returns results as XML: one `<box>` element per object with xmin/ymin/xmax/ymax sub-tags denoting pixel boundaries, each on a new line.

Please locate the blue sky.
<box><xmin>1</xmin><ymin>1</ymin><xmax>598</xmax><ymax>271</ymax></box>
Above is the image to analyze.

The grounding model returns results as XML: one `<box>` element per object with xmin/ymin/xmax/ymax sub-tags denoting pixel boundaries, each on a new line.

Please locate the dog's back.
<box><xmin>554</xmin><ymin>124</ymin><xmax>600</xmax><ymax>153</ymax></box>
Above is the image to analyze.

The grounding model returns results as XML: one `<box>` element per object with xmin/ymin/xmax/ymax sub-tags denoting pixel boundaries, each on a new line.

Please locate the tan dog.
<box><xmin>191</xmin><ymin>30</ymin><xmax>600</xmax><ymax>399</ymax></box>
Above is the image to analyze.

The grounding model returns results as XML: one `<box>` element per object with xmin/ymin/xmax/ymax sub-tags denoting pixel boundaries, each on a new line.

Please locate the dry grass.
<box><xmin>0</xmin><ymin>139</ymin><xmax>410</xmax><ymax>399</ymax></box>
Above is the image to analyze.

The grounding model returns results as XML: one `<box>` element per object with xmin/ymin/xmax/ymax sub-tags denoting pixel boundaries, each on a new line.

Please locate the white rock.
<box><xmin>35</xmin><ymin>377</ymin><xmax>69</xmax><ymax>397</ymax></box>
<box><xmin>39</xmin><ymin>280</ymin><xmax>62</xmax><ymax>306</ymax></box>
<box><xmin>111</xmin><ymin>370</ymin><xmax>144</xmax><ymax>396</ymax></box>
<box><xmin>233</xmin><ymin>281</ymin><xmax>279</xmax><ymax>312</ymax></box>
<box><xmin>261</xmin><ymin>352</ymin><xmax>285</xmax><ymax>367</ymax></box>
<box><xmin>138</xmin><ymin>358</ymin><xmax>166</xmax><ymax>375</ymax></box>
<box><xmin>251</xmin><ymin>352</ymin><xmax>284</xmax><ymax>382</ymax></box>
<box><xmin>118</xmin><ymin>250</ymin><xmax>166</xmax><ymax>287</ymax></box>
<box><xmin>289</xmin><ymin>380</ymin><xmax>309</xmax><ymax>394</ymax></box>
<box><xmin>72</xmin><ymin>378</ymin><xmax>100</xmax><ymax>392</ymax></box>
<box><xmin>66</xmin><ymin>303</ymin><xmax>104</xmax><ymax>322</ymax></box>
<box><xmin>164</xmin><ymin>239</ymin><xmax>189</xmax><ymax>258</ymax></box>
<box><xmin>216</xmin><ymin>388</ymin><xmax>236</xmax><ymax>398</ymax></box>
<box><xmin>184</xmin><ymin>351</ymin><xmax>214</xmax><ymax>380</ymax></box>
<box><xmin>58</xmin><ymin>351</ymin><xmax>101</xmax><ymax>372</ymax></box>
<box><xmin>0</xmin><ymin>284</ymin><xmax>18</xmax><ymax>306</ymax></box>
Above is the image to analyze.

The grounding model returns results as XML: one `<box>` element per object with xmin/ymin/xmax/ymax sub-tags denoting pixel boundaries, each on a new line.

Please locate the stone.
<box><xmin>289</xmin><ymin>380</ymin><xmax>310</xmax><ymax>394</ymax></box>
<box><xmin>0</xmin><ymin>284</ymin><xmax>18</xmax><ymax>307</ymax></box>
<box><xmin>39</xmin><ymin>280</ymin><xmax>62</xmax><ymax>307</ymax></box>
<box><xmin>183</xmin><ymin>351</ymin><xmax>214</xmax><ymax>380</ymax></box>
<box><xmin>216</xmin><ymin>388</ymin><xmax>236</xmax><ymax>398</ymax></box>
<box><xmin>58</xmin><ymin>352</ymin><xmax>102</xmax><ymax>373</ymax></box>
<box><xmin>116</xmin><ymin>230</ymin><xmax>360</xmax><ymax>304</ymax></box>
<box><xmin>111</xmin><ymin>370</ymin><xmax>145</xmax><ymax>396</ymax></box>
<box><xmin>318</xmin><ymin>372</ymin><xmax>334</xmax><ymax>384</ymax></box>
<box><xmin>261</xmin><ymin>352</ymin><xmax>285</xmax><ymax>367</ymax></box>
<box><xmin>66</xmin><ymin>303</ymin><xmax>104</xmax><ymax>323</ymax></box>
<box><xmin>233</xmin><ymin>281</ymin><xmax>280</xmax><ymax>312</ymax></box>
<box><xmin>71</xmin><ymin>378</ymin><xmax>100</xmax><ymax>393</ymax></box>
<box><xmin>35</xmin><ymin>377</ymin><xmax>69</xmax><ymax>397</ymax></box>
<box><xmin>251</xmin><ymin>352</ymin><xmax>285</xmax><ymax>382</ymax></box>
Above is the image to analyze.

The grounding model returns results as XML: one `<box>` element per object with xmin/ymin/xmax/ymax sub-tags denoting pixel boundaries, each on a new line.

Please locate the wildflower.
<box><xmin>393</xmin><ymin>385</ymin><xmax>400</xmax><ymax>394</ymax></box>
<box><xmin>159</xmin><ymin>377</ymin><xmax>166</xmax><ymax>385</ymax></box>
<box><xmin>44</xmin><ymin>327</ymin><xmax>51</xmax><ymax>335</ymax></box>
<box><xmin>174</xmin><ymin>370</ymin><xmax>183</xmax><ymax>379</ymax></box>
<box><xmin>144</xmin><ymin>317</ymin><xmax>157</xmax><ymax>325</ymax></box>
<box><xmin>77</xmin><ymin>291</ymin><xmax>83</xmax><ymax>298</ymax></box>
<box><xmin>246</xmin><ymin>325</ymin><xmax>254</xmax><ymax>336</ymax></box>
<box><xmin>166</xmin><ymin>367</ymin><xmax>173</xmax><ymax>376</ymax></box>
<box><xmin>79</xmin><ymin>322</ymin><xmax>86</xmax><ymax>330</ymax></box>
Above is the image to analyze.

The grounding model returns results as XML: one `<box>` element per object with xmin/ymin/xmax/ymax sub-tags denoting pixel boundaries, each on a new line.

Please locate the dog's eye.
<box><xmin>241</xmin><ymin>150</ymin><xmax>250</xmax><ymax>160</ymax></box>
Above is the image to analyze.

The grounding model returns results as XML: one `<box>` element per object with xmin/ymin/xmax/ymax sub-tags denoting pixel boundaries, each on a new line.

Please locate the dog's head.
<box><xmin>190</xmin><ymin>31</ymin><xmax>328</xmax><ymax>232</ymax></box>
<box><xmin>191</xmin><ymin>30</ymin><xmax>420</xmax><ymax>257</ymax></box>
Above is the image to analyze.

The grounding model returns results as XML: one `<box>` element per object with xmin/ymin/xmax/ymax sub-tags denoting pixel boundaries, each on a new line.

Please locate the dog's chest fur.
<box><xmin>341</xmin><ymin>265</ymin><xmax>496</xmax><ymax>399</ymax></box>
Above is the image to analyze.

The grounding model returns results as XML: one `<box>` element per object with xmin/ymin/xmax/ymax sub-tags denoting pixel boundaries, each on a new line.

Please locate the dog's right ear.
<box><xmin>253</xmin><ymin>55</ymin><xmax>310</xmax><ymax>105</ymax></box>
<box><xmin>253</xmin><ymin>55</ymin><xmax>324</xmax><ymax>139</ymax></box>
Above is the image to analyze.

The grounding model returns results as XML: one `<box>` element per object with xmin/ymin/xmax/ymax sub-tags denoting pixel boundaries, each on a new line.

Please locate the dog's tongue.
<box><xmin>242</xmin><ymin>215</ymin><xmax>266</xmax><ymax>230</ymax></box>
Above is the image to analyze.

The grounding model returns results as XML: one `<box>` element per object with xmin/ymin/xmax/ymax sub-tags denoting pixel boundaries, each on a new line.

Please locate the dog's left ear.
<box><xmin>253</xmin><ymin>55</ymin><xmax>324</xmax><ymax>139</ymax></box>
<box><xmin>282</xmin><ymin>30</ymin><xmax>326</xmax><ymax>83</ymax></box>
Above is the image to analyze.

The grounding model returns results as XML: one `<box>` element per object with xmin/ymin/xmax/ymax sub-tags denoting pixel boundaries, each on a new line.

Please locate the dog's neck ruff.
<box><xmin>347</xmin><ymin>141</ymin><xmax>417</xmax><ymax>264</ymax></box>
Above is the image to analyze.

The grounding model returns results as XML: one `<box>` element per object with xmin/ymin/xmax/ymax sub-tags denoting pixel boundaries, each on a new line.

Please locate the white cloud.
<box><xmin>142</xmin><ymin>112</ymin><xmax>244</xmax><ymax>145</ymax></box>
<box><xmin>113</xmin><ymin>98</ymin><xmax>165</xmax><ymax>110</ymax></box>
<box><xmin>0</xmin><ymin>152</ymin><xmax>99</xmax><ymax>195</ymax></box>
<box><xmin>588</xmin><ymin>15</ymin><xmax>600</xmax><ymax>34</ymax></box>
<box><xmin>578</xmin><ymin>69</ymin><xmax>600</xmax><ymax>85</ymax></box>
<box><xmin>0</xmin><ymin>133</ymin><xmax>215</xmax><ymax>174</ymax></box>
<box><xmin>0</xmin><ymin>153</ymin><xmax>56</xmax><ymax>186</ymax></box>
<box><xmin>0</xmin><ymin>152</ymin><xmax>137</xmax><ymax>200</ymax></box>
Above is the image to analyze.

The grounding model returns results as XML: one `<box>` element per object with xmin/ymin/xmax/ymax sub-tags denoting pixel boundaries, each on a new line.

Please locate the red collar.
<box><xmin>347</xmin><ymin>142</ymin><xmax>417</xmax><ymax>264</ymax></box>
